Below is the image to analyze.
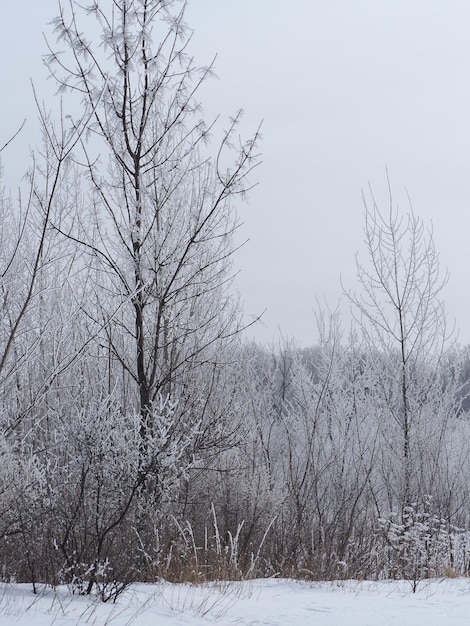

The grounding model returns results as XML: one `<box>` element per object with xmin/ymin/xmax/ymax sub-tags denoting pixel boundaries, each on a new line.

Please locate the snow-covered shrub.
<box><xmin>378</xmin><ymin>498</ymin><xmax>470</xmax><ymax>590</ymax></box>
<box><xmin>0</xmin><ymin>433</ymin><xmax>52</xmax><ymax>589</ymax></box>
<box><xmin>0</xmin><ymin>391</ymin><xmax>197</xmax><ymax>598</ymax></box>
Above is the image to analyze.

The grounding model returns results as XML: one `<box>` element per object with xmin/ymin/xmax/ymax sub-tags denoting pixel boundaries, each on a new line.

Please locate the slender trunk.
<box><xmin>399</xmin><ymin>311</ymin><xmax>411</xmax><ymax>508</ymax></box>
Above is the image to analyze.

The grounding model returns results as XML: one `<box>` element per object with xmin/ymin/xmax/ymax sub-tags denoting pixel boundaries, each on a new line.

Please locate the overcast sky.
<box><xmin>2</xmin><ymin>1</ymin><xmax>470</xmax><ymax>346</ymax></box>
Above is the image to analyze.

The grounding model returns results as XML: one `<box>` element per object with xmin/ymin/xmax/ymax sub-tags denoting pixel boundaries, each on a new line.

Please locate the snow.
<box><xmin>1</xmin><ymin>578</ymin><xmax>470</xmax><ymax>625</ymax></box>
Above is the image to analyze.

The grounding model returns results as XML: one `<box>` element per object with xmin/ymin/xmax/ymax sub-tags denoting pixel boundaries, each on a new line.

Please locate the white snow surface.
<box><xmin>1</xmin><ymin>578</ymin><xmax>470</xmax><ymax>625</ymax></box>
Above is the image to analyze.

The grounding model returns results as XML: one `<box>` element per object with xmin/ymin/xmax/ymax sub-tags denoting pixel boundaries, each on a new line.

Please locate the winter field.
<box><xmin>2</xmin><ymin>2</ymin><xmax>470</xmax><ymax>625</ymax></box>
<box><xmin>1</xmin><ymin>578</ymin><xmax>470</xmax><ymax>625</ymax></box>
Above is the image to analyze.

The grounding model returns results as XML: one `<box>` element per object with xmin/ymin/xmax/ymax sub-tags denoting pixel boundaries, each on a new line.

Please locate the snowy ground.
<box><xmin>1</xmin><ymin>577</ymin><xmax>470</xmax><ymax>625</ymax></box>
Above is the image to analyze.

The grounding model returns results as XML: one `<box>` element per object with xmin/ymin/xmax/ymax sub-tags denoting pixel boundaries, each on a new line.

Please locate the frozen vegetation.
<box><xmin>1</xmin><ymin>1</ymin><xmax>470</xmax><ymax>618</ymax></box>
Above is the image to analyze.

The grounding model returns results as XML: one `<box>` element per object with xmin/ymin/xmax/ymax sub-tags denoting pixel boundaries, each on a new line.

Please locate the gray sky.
<box><xmin>2</xmin><ymin>1</ymin><xmax>470</xmax><ymax>346</ymax></box>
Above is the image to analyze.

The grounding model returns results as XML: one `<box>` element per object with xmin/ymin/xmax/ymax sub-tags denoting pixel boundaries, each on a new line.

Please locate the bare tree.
<box><xmin>0</xmin><ymin>109</ymin><xmax>87</xmax><ymax>432</ymax></box>
<box><xmin>44</xmin><ymin>0</ymin><xmax>260</xmax><ymax>474</ymax></box>
<box><xmin>344</xmin><ymin>179</ymin><xmax>453</xmax><ymax>508</ymax></box>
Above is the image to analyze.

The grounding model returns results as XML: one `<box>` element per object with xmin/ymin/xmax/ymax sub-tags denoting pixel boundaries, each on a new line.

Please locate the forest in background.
<box><xmin>1</xmin><ymin>0</ymin><xmax>470</xmax><ymax>600</ymax></box>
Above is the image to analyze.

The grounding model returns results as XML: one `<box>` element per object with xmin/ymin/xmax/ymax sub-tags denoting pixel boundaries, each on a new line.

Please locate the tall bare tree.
<box><xmin>45</xmin><ymin>0</ymin><xmax>260</xmax><ymax>472</ymax></box>
<box><xmin>344</xmin><ymin>179</ymin><xmax>452</xmax><ymax>507</ymax></box>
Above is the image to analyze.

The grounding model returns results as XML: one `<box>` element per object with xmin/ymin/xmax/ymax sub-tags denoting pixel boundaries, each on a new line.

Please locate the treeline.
<box><xmin>2</xmin><ymin>326</ymin><xmax>470</xmax><ymax>597</ymax></box>
<box><xmin>0</xmin><ymin>0</ymin><xmax>469</xmax><ymax>599</ymax></box>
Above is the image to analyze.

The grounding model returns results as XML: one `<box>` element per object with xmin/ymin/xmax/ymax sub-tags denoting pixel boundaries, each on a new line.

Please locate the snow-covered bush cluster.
<box><xmin>378</xmin><ymin>500</ymin><xmax>470</xmax><ymax>589</ymax></box>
